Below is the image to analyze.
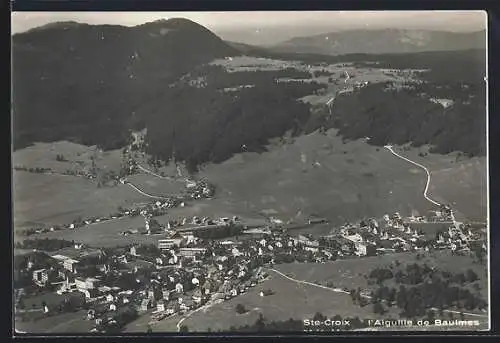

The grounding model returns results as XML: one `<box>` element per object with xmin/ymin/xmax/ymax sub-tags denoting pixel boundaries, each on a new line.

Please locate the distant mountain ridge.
<box><xmin>271</xmin><ymin>29</ymin><xmax>486</xmax><ymax>55</ymax></box>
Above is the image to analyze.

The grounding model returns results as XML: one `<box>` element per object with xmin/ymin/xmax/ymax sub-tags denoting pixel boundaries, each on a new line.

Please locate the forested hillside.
<box><xmin>12</xmin><ymin>18</ymin><xmax>238</xmax><ymax>150</ymax></box>
<box><xmin>12</xmin><ymin>18</ymin><xmax>486</xmax><ymax>173</ymax></box>
<box><xmin>328</xmin><ymin>81</ymin><xmax>486</xmax><ymax>156</ymax></box>
<box><xmin>145</xmin><ymin>66</ymin><xmax>325</xmax><ymax>172</ymax></box>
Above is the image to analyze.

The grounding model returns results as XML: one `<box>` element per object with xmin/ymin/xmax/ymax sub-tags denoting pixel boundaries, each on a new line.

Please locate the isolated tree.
<box><xmin>313</xmin><ymin>312</ymin><xmax>326</xmax><ymax>321</ymax></box>
<box><xmin>255</xmin><ymin>313</ymin><xmax>266</xmax><ymax>331</ymax></box>
<box><xmin>465</xmin><ymin>269</ymin><xmax>478</xmax><ymax>283</ymax></box>
<box><xmin>235</xmin><ymin>304</ymin><xmax>247</xmax><ymax>314</ymax></box>
<box><xmin>373</xmin><ymin>302</ymin><xmax>385</xmax><ymax>315</ymax></box>
<box><xmin>426</xmin><ymin>310</ymin><xmax>435</xmax><ymax>322</ymax></box>
<box><xmin>350</xmin><ymin>289</ymin><xmax>356</xmax><ymax>303</ymax></box>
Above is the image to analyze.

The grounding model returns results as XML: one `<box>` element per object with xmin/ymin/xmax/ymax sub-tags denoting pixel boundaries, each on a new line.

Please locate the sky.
<box><xmin>11</xmin><ymin>11</ymin><xmax>487</xmax><ymax>45</ymax></box>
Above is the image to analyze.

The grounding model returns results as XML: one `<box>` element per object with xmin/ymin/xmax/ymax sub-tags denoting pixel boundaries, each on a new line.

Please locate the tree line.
<box><xmin>15</xmin><ymin>238</ymin><xmax>75</xmax><ymax>251</ymax></box>
<box><xmin>324</xmin><ymin>79</ymin><xmax>485</xmax><ymax>157</ymax></box>
<box><xmin>365</xmin><ymin>262</ymin><xmax>486</xmax><ymax>318</ymax></box>
<box><xmin>144</xmin><ymin>69</ymin><xmax>325</xmax><ymax>172</ymax></box>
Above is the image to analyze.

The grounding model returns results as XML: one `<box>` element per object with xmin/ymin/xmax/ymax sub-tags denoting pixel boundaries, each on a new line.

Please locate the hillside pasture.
<box><xmin>200</xmin><ymin>130</ymin><xmax>437</xmax><ymax>226</ymax></box>
<box><xmin>198</xmin><ymin>129</ymin><xmax>485</xmax><ymax>226</ymax></box>
<box><xmin>12</xmin><ymin>171</ymin><xmax>150</xmax><ymax>232</ymax></box>
<box><xmin>16</xmin><ymin>310</ymin><xmax>92</xmax><ymax>334</ymax></box>
<box><xmin>274</xmin><ymin>250</ymin><xmax>488</xmax><ymax>299</ymax></box>
<box><xmin>12</xmin><ymin>141</ymin><xmax>125</xmax><ymax>175</ymax></box>
<box><xmin>126</xmin><ymin>173</ymin><xmax>186</xmax><ymax>197</ymax></box>
<box><xmin>388</xmin><ymin>146</ymin><xmax>487</xmax><ymax>221</ymax></box>
<box><xmin>30</xmin><ymin>215</ymin><xmax>154</xmax><ymax>248</ymax></box>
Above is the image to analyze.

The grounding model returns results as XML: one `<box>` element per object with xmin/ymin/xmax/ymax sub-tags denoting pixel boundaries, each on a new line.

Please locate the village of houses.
<box><xmin>14</xmin><ymin>189</ymin><xmax>488</xmax><ymax>334</ymax></box>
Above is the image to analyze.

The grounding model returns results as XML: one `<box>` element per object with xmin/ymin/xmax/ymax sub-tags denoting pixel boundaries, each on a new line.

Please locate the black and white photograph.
<box><xmin>11</xmin><ymin>10</ymin><xmax>489</xmax><ymax>334</ymax></box>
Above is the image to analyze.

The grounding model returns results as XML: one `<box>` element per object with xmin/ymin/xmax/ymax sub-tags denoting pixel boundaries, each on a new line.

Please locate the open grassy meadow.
<box><xmin>31</xmin><ymin>215</ymin><xmax>147</xmax><ymax>247</ymax></box>
<box><xmin>200</xmin><ymin>130</ymin><xmax>437</xmax><ymax>226</ymax></box>
<box><xmin>16</xmin><ymin>310</ymin><xmax>93</xmax><ymax>334</ymax></box>
<box><xmin>12</xmin><ymin>141</ymin><xmax>125</xmax><ymax>175</ymax></box>
<box><xmin>125</xmin><ymin>173</ymin><xmax>186</xmax><ymax>196</ymax></box>
<box><xmin>12</xmin><ymin>171</ymin><xmax>152</xmax><ymax>232</ymax></box>
<box><xmin>274</xmin><ymin>250</ymin><xmax>488</xmax><ymax>300</ymax></box>
<box><xmin>198</xmin><ymin>130</ymin><xmax>485</xmax><ymax>226</ymax></box>
<box><xmin>389</xmin><ymin>145</ymin><xmax>487</xmax><ymax>222</ymax></box>
<box><xmin>13</xmin><ymin>127</ymin><xmax>485</xmax><ymax>247</ymax></box>
<box><xmin>210</xmin><ymin>56</ymin><xmax>421</xmax><ymax>107</ymax></box>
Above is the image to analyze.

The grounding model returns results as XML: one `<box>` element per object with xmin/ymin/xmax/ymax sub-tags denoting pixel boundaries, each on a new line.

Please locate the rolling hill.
<box><xmin>12</xmin><ymin>19</ymin><xmax>486</xmax><ymax>174</ymax></box>
<box><xmin>272</xmin><ymin>29</ymin><xmax>486</xmax><ymax>55</ymax></box>
<box><xmin>12</xmin><ymin>18</ymin><xmax>239</xmax><ymax>150</ymax></box>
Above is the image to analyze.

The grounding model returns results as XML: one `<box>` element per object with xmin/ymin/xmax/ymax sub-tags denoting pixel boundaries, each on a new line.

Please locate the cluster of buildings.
<box><xmin>16</xmin><ymin>188</ymin><xmax>487</xmax><ymax>333</ymax></box>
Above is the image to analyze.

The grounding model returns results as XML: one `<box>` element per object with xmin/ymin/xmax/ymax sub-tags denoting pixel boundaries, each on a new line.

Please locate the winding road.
<box><xmin>384</xmin><ymin>145</ymin><xmax>441</xmax><ymax>207</ymax></box>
